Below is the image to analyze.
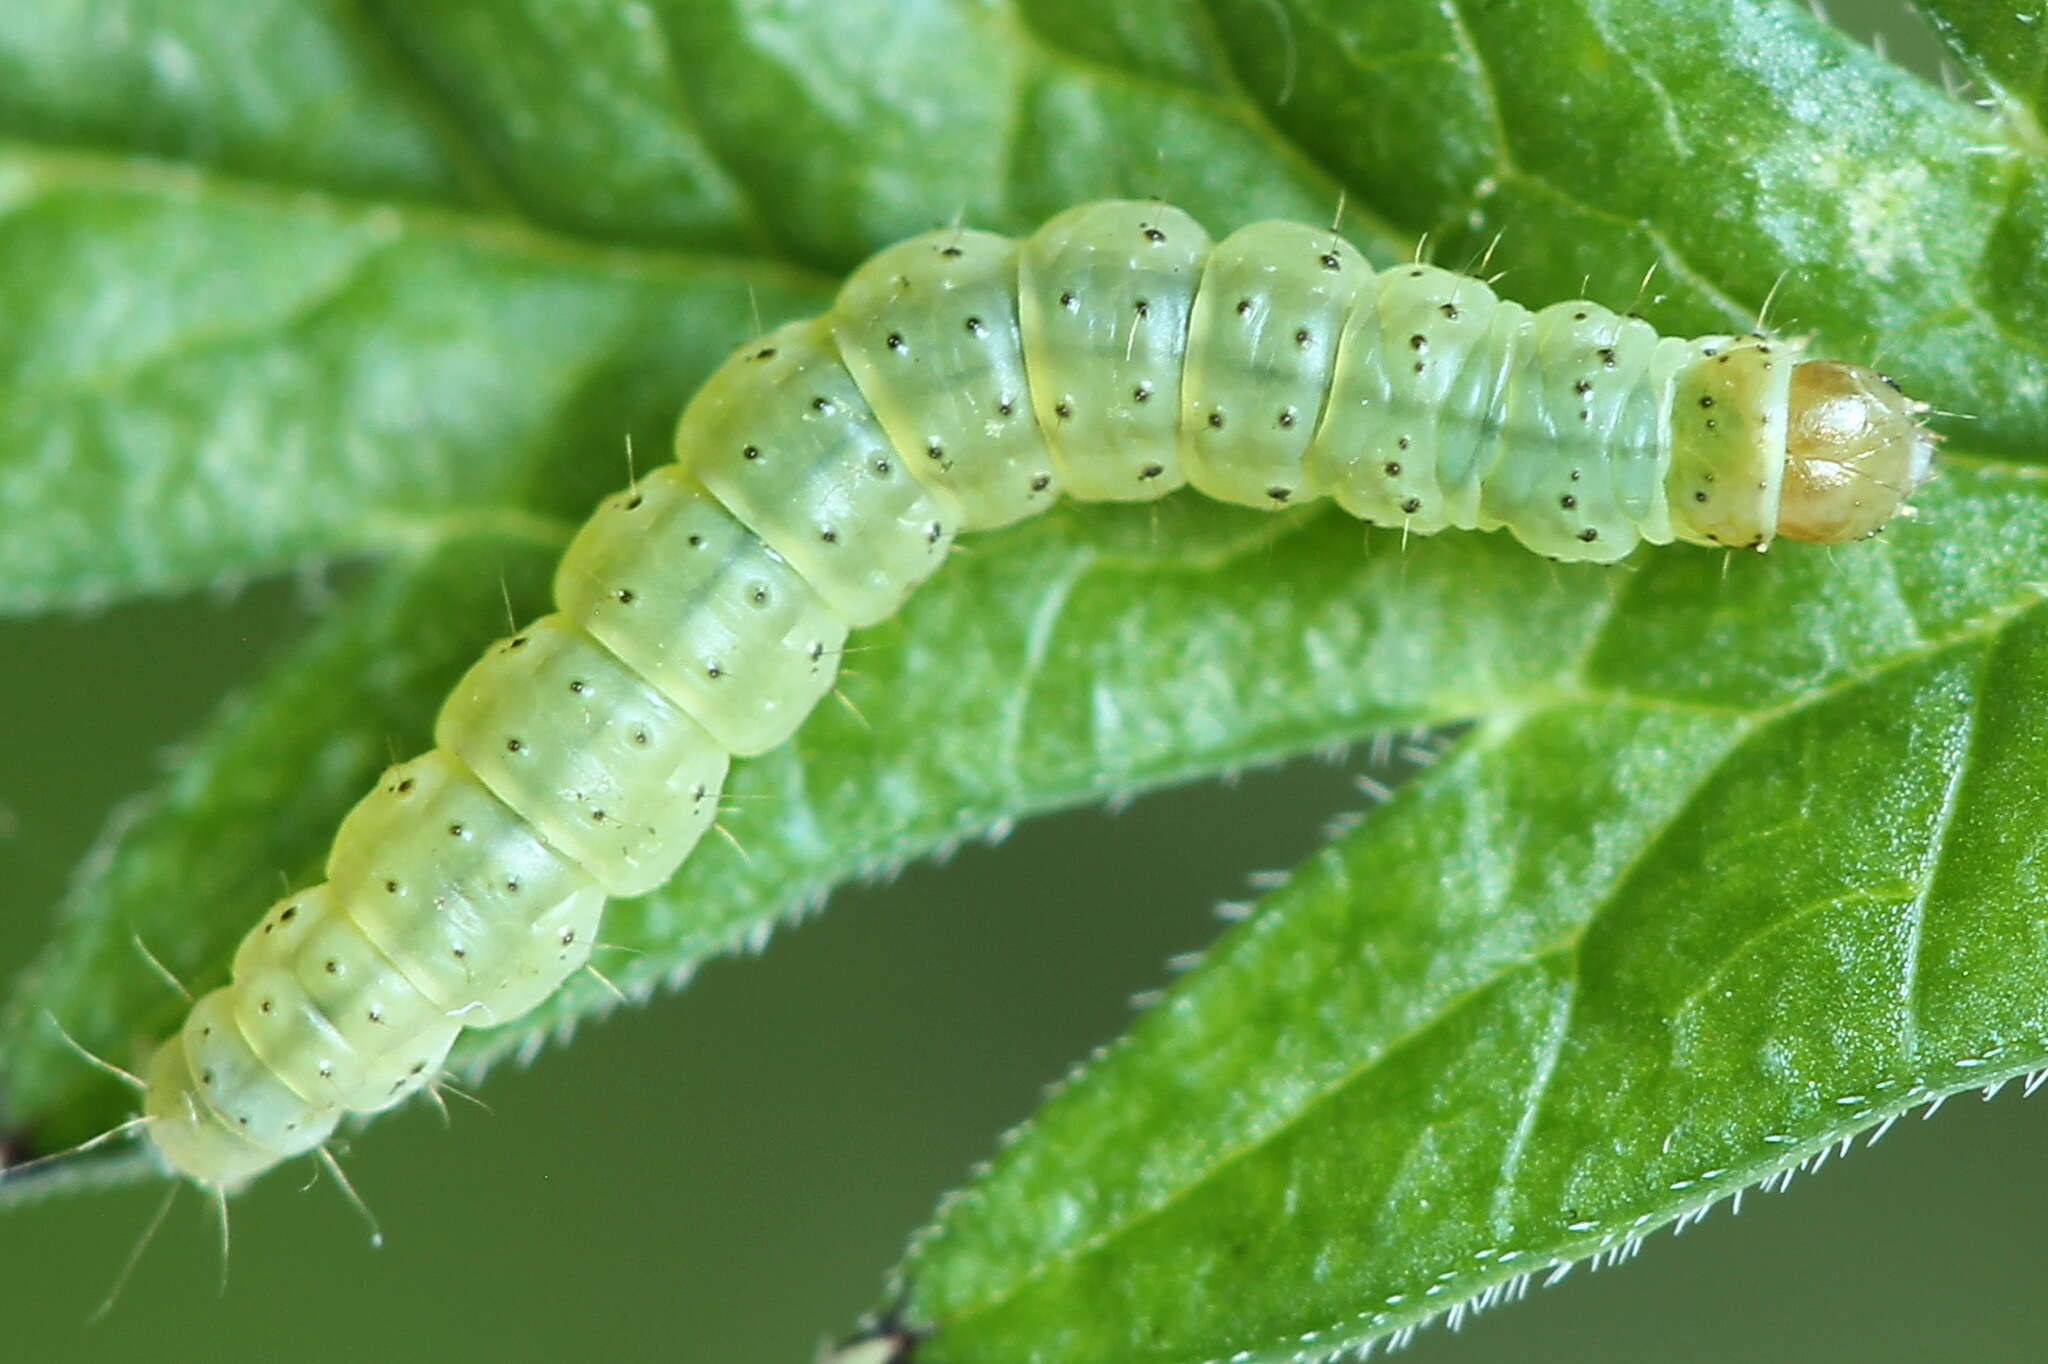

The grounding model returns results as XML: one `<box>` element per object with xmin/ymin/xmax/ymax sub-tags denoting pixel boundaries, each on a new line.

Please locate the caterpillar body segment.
<box><xmin>1182</xmin><ymin>219</ymin><xmax>1373</xmax><ymax>509</ymax></box>
<box><xmin>1017</xmin><ymin>200</ymin><xmax>1212</xmax><ymax>500</ymax></box>
<box><xmin>679</xmin><ymin>317</ymin><xmax>963</xmax><ymax>627</ymax></box>
<box><xmin>830</xmin><ymin>228</ymin><xmax>1054</xmax><ymax>529</ymax></box>
<box><xmin>435</xmin><ymin>616</ymin><xmax>730</xmax><ymax>897</ymax></box>
<box><xmin>133</xmin><ymin>201</ymin><xmax>1934</xmax><ymax>1190</ymax></box>
<box><xmin>552</xmin><ymin>467</ymin><xmax>847</xmax><ymax>757</ymax></box>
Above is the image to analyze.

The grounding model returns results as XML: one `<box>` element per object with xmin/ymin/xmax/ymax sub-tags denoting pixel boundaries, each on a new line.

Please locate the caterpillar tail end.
<box><xmin>140</xmin><ymin>1036</ymin><xmax>273</xmax><ymax>1194</ymax></box>
<box><xmin>1775</xmin><ymin>361</ymin><xmax>1937</xmax><ymax>544</ymax></box>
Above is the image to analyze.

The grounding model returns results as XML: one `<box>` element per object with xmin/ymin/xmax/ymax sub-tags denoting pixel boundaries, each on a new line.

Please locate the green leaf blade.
<box><xmin>1919</xmin><ymin>0</ymin><xmax>2048</xmax><ymax>138</ymax></box>
<box><xmin>901</xmin><ymin>474</ymin><xmax>2048</xmax><ymax>1362</ymax></box>
<box><xmin>1215</xmin><ymin>0</ymin><xmax>2045</xmax><ymax>461</ymax></box>
<box><xmin>0</xmin><ymin>4</ymin><xmax>473</xmax><ymax>205</ymax></box>
<box><xmin>0</xmin><ymin>147</ymin><xmax>826</xmax><ymax>612</ymax></box>
<box><xmin>359</xmin><ymin>2</ymin><xmax>774</xmax><ymax>252</ymax></box>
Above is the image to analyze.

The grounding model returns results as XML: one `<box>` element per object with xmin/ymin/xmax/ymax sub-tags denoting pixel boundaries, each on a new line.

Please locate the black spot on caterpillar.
<box><xmin>117</xmin><ymin>199</ymin><xmax>1931</xmax><ymax>1189</ymax></box>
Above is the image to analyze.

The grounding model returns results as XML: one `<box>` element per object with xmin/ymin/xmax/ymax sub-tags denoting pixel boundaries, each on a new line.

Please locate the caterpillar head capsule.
<box><xmin>1775</xmin><ymin>361</ymin><xmax>1936</xmax><ymax>543</ymax></box>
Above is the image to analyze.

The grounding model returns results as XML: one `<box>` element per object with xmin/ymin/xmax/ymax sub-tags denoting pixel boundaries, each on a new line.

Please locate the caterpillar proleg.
<box><xmin>128</xmin><ymin>200</ymin><xmax>1934</xmax><ymax>1189</ymax></box>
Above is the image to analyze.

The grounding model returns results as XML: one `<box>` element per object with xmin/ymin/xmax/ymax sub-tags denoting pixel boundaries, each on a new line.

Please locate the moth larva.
<box><xmin>127</xmin><ymin>200</ymin><xmax>1934</xmax><ymax>1189</ymax></box>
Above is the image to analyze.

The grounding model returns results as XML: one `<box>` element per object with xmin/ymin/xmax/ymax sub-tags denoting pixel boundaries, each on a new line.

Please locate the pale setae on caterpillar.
<box><xmin>50</xmin><ymin>200</ymin><xmax>1931</xmax><ymax>1195</ymax></box>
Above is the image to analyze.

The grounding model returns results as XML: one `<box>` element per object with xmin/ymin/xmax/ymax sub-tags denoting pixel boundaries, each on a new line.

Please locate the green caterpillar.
<box><xmin>128</xmin><ymin>200</ymin><xmax>1932</xmax><ymax>1189</ymax></box>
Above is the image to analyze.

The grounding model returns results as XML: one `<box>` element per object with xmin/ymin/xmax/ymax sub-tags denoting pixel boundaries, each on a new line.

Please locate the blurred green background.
<box><xmin>7</xmin><ymin>0</ymin><xmax>2048</xmax><ymax>1360</ymax></box>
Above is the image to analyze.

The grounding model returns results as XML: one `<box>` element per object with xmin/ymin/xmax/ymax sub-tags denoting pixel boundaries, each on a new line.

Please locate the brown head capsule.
<box><xmin>1776</xmin><ymin>361</ymin><xmax>1937</xmax><ymax>543</ymax></box>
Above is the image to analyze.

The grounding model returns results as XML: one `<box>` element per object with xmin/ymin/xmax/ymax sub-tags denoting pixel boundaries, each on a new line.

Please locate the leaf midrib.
<box><xmin>0</xmin><ymin>138</ymin><xmax>836</xmax><ymax>296</ymax></box>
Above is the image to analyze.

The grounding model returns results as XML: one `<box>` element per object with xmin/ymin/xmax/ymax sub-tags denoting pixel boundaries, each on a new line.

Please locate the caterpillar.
<box><xmin>123</xmin><ymin>199</ymin><xmax>1932</xmax><ymax>1191</ymax></box>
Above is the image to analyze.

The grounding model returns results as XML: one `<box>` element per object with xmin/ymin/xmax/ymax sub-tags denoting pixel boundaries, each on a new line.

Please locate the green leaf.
<box><xmin>1917</xmin><ymin>1</ymin><xmax>2048</xmax><ymax>382</ymax></box>
<box><xmin>0</xmin><ymin>146</ymin><xmax>826</xmax><ymax>613</ymax></box>
<box><xmin>3</xmin><ymin>2</ymin><xmax>2047</xmax><ymax>1362</ymax></box>
<box><xmin>900</xmin><ymin>464</ymin><xmax>2048</xmax><ymax>1362</ymax></box>
<box><xmin>1919</xmin><ymin>0</ymin><xmax>2048</xmax><ymax>134</ymax></box>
